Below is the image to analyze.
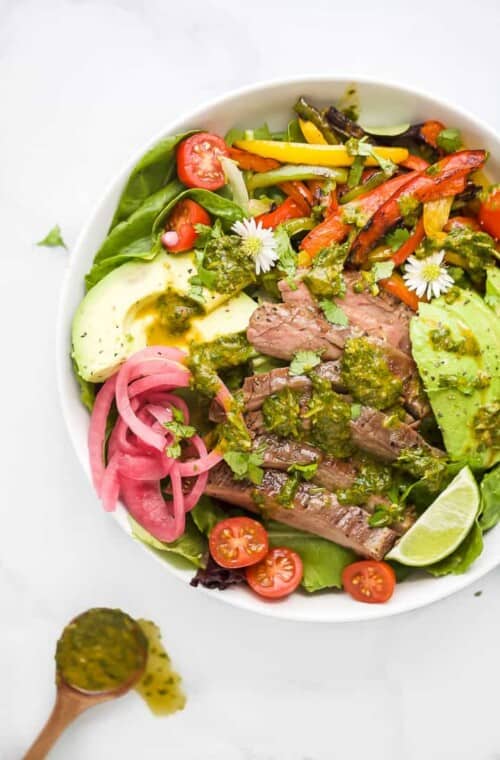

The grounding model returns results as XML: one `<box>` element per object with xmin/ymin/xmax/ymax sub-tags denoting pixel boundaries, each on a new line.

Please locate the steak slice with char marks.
<box><xmin>245</xmin><ymin>407</ymin><xmax>443</xmax><ymax>466</ymax></box>
<box><xmin>254</xmin><ymin>432</ymin><xmax>415</xmax><ymax>535</ymax></box>
<box><xmin>247</xmin><ymin>301</ymin><xmax>349</xmax><ymax>361</ymax></box>
<box><xmin>338</xmin><ymin>272</ymin><xmax>412</xmax><ymax>354</ymax></box>
<box><xmin>247</xmin><ymin>301</ymin><xmax>429</xmax><ymax>418</ymax></box>
<box><xmin>205</xmin><ymin>463</ymin><xmax>398</xmax><ymax>560</ymax></box>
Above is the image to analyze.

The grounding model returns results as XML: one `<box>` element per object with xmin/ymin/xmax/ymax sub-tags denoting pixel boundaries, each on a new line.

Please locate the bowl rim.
<box><xmin>56</xmin><ymin>74</ymin><xmax>500</xmax><ymax>623</ymax></box>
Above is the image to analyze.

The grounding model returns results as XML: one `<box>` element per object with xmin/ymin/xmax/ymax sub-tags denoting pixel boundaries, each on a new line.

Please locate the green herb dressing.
<box><xmin>341</xmin><ymin>337</ymin><xmax>403</xmax><ymax>410</ymax></box>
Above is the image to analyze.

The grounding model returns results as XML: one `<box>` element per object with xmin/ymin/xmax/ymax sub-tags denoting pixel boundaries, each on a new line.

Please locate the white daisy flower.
<box><xmin>231</xmin><ymin>217</ymin><xmax>278</xmax><ymax>274</ymax></box>
<box><xmin>403</xmin><ymin>250</ymin><xmax>454</xmax><ymax>300</ymax></box>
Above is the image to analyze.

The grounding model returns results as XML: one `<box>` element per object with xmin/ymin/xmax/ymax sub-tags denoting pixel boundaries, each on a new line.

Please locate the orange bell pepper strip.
<box><xmin>345</xmin><ymin>171</ymin><xmax>418</xmax><ymax>218</ymax></box>
<box><xmin>255</xmin><ymin>197</ymin><xmax>304</xmax><ymax>229</ymax></box>
<box><xmin>400</xmin><ymin>155</ymin><xmax>429</xmax><ymax>171</ymax></box>
<box><xmin>379</xmin><ymin>273</ymin><xmax>420</xmax><ymax>311</ymax></box>
<box><xmin>420</xmin><ymin>120</ymin><xmax>445</xmax><ymax>149</ymax></box>
<box><xmin>279</xmin><ymin>181</ymin><xmax>314</xmax><ymax>215</ymax></box>
<box><xmin>392</xmin><ymin>218</ymin><xmax>425</xmax><ymax>266</ymax></box>
<box><xmin>227</xmin><ymin>147</ymin><xmax>280</xmax><ymax>172</ymax></box>
<box><xmin>350</xmin><ymin>150</ymin><xmax>486</xmax><ymax>265</ymax></box>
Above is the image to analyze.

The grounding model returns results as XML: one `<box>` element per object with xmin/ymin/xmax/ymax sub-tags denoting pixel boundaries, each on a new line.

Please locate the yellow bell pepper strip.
<box><xmin>234</xmin><ymin>139</ymin><xmax>409</xmax><ymax>168</ymax></box>
<box><xmin>298</xmin><ymin>118</ymin><xmax>328</xmax><ymax>145</ymax></box>
<box><xmin>246</xmin><ymin>163</ymin><xmax>347</xmax><ymax>191</ymax></box>
<box><xmin>422</xmin><ymin>196</ymin><xmax>454</xmax><ymax>242</ymax></box>
<box><xmin>293</xmin><ymin>97</ymin><xmax>339</xmax><ymax>144</ymax></box>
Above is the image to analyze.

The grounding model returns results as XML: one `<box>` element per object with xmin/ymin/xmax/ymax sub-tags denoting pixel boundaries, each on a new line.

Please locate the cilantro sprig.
<box><xmin>289</xmin><ymin>350</ymin><xmax>323</xmax><ymax>376</ymax></box>
<box><xmin>163</xmin><ymin>407</ymin><xmax>196</xmax><ymax>458</ymax></box>
<box><xmin>223</xmin><ymin>447</ymin><xmax>265</xmax><ymax>485</ymax></box>
<box><xmin>37</xmin><ymin>225</ymin><xmax>67</xmax><ymax>249</ymax></box>
<box><xmin>320</xmin><ymin>299</ymin><xmax>349</xmax><ymax>327</ymax></box>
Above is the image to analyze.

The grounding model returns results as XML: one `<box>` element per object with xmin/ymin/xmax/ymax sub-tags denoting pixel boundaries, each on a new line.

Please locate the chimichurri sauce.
<box><xmin>55</xmin><ymin>608</ymin><xmax>147</xmax><ymax>693</ymax></box>
<box><xmin>135</xmin><ymin>620</ymin><xmax>186</xmax><ymax>715</ymax></box>
<box><xmin>341</xmin><ymin>337</ymin><xmax>403</xmax><ymax>410</ymax></box>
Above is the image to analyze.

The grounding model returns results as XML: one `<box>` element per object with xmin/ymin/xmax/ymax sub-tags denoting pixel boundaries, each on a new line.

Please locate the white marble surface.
<box><xmin>1</xmin><ymin>1</ymin><xmax>500</xmax><ymax>758</ymax></box>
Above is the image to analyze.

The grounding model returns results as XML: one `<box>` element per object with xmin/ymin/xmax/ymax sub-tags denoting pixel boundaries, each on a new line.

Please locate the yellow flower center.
<box><xmin>421</xmin><ymin>262</ymin><xmax>442</xmax><ymax>282</ymax></box>
<box><xmin>242</xmin><ymin>236</ymin><xmax>262</xmax><ymax>258</ymax></box>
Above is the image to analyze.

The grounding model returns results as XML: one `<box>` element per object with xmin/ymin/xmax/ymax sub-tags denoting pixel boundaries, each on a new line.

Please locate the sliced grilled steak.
<box><xmin>349</xmin><ymin>406</ymin><xmax>444</xmax><ymax>462</ymax></box>
<box><xmin>339</xmin><ymin>272</ymin><xmax>412</xmax><ymax>354</ymax></box>
<box><xmin>247</xmin><ymin>301</ymin><xmax>350</xmax><ymax>361</ymax></box>
<box><xmin>278</xmin><ymin>278</ymin><xmax>317</xmax><ymax>307</ymax></box>
<box><xmin>241</xmin><ymin>357</ymin><xmax>428</xmax><ymax>421</ymax></box>
<box><xmin>247</xmin><ymin>294</ymin><xmax>429</xmax><ymax>418</ymax></box>
<box><xmin>242</xmin><ymin>361</ymin><xmax>343</xmax><ymax>411</ymax></box>
<box><xmin>205</xmin><ymin>463</ymin><xmax>398</xmax><ymax>560</ymax></box>
<box><xmin>253</xmin><ymin>433</ymin><xmax>415</xmax><ymax>535</ymax></box>
<box><xmin>245</xmin><ymin>408</ymin><xmax>443</xmax><ymax>465</ymax></box>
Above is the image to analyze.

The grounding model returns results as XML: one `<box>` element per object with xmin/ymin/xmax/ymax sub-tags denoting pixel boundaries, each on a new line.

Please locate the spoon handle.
<box><xmin>23</xmin><ymin>687</ymin><xmax>89</xmax><ymax>760</ymax></box>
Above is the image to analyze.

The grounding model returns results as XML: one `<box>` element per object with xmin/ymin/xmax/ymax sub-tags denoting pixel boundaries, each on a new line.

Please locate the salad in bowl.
<box><xmin>69</xmin><ymin>85</ymin><xmax>500</xmax><ymax>611</ymax></box>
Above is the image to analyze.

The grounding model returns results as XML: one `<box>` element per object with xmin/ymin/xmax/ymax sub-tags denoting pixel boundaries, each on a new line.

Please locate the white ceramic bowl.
<box><xmin>57</xmin><ymin>76</ymin><xmax>500</xmax><ymax>623</ymax></box>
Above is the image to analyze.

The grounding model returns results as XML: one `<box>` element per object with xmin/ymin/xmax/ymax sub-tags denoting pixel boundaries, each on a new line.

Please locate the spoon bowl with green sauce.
<box><xmin>23</xmin><ymin>607</ymin><xmax>185</xmax><ymax>759</ymax></box>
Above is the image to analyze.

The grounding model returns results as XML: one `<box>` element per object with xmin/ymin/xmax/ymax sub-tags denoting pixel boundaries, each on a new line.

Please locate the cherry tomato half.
<box><xmin>246</xmin><ymin>547</ymin><xmax>303</xmax><ymax>599</ymax></box>
<box><xmin>209</xmin><ymin>517</ymin><xmax>269</xmax><ymax>569</ymax></box>
<box><xmin>479</xmin><ymin>187</ymin><xmax>500</xmax><ymax>240</ymax></box>
<box><xmin>342</xmin><ymin>560</ymin><xmax>396</xmax><ymax>604</ymax></box>
<box><xmin>161</xmin><ymin>199</ymin><xmax>211</xmax><ymax>253</ymax></box>
<box><xmin>443</xmin><ymin>215</ymin><xmax>480</xmax><ymax>233</ymax></box>
<box><xmin>177</xmin><ymin>132</ymin><xmax>229</xmax><ymax>191</ymax></box>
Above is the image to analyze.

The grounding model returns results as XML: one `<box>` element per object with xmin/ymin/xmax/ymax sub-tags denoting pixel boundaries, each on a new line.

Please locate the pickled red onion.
<box><xmin>88</xmin><ymin>346</ymin><xmax>226</xmax><ymax>542</ymax></box>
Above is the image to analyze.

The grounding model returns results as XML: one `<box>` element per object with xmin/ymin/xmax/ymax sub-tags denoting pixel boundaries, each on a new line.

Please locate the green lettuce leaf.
<box><xmin>152</xmin><ymin>188</ymin><xmax>245</xmax><ymax>235</ymax></box>
<box><xmin>266</xmin><ymin>521</ymin><xmax>355</xmax><ymax>592</ymax></box>
<box><xmin>129</xmin><ymin>514</ymin><xmax>206</xmax><ymax>569</ymax></box>
<box><xmin>425</xmin><ymin>521</ymin><xmax>483</xmax><ymax>577</ymax></box>
<box><xmin>190</xmin><ymin>495</ymin><xmax>228</xmax><ymax>535</ymax></box>
<box><xmin>85</xmin><ymin>180</ymin><xmax>184</xmax><ymax>289</ymax></box>
<box><xmin>111</xmin><ymin>131</ymin><xmax>197</xmax><ymax>227</ymax></box>
<box><xmin>479</xmin><ymin>464</ymin><xmax>500</xmax><ymax>531</ymax></box>
<box><xmin>72</xmin><ymin>358</ymin><xmax>96</xmax><ymax>411</ymax></box>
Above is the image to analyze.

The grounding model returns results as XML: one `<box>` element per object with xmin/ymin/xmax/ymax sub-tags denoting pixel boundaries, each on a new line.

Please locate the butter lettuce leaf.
<box><xmin>426</xmin><ymin>521</ymin><xmax>483</xmax><ymax>577</ymax></box>
<box><xmin>266</xmin><ymin>521</ymin><xmax>355</xmax><ymax>592</ymax></box>
<box><xmin>129</xmin><ymin>515</ymin><xmax>206</xmax><ymax>569</ymax></box>
<box><xmin>111</xmin><ymin>131</ymin><xmax>197</xmax><ymax>227</ymax></box>
<box><xmin>479</xmin><ymin>465</ymin><xmax>500</xmax><ymax>531</ymax></box>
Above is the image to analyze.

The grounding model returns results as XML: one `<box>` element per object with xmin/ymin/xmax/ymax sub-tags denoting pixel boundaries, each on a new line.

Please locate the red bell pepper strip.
<box><xmin>400</xmin><ymin>155</ymin><xmax>429</xmax><ymax>171</ymax></box>
<box><xmin>255</xmin><ymin>197</ymin><xmax>304</xmax><ymax>229</ymax></box>
<box><xmin>299</xmin><ymin>212</ymin><xmax>349</xmax><ymax>256</ymax></box>
<box><xmin>379</xmin><ymin>274</ymin><xmax>420</xmax><ymax>311</ymax></box>
<box><xmin>345</xmin><ymin>171</ymin><xmax>419</xmax><ymax>218</ymax></box>
<box><xmin>350</xmin><ymin>150</ymin><xmax>486</xmax><ymax>265</ymax></box>
<box><xmin>279</xmin><ymin>181</ymin><xmax>314</xmax><ymax>215</ymax></box>
<box><xmin>392</xmin><ymin>218</ymin><xmax>425</xmax><ymax>266</ymax></box>
<box><xmin>299</xmin><ymin>172</ymin><xmax>419</xmax><ymax>258</ymax></box>
<box><xmin>228</xmin><ymin>147</ymin><xmax>280</xmax><ymax>172</ymax></box>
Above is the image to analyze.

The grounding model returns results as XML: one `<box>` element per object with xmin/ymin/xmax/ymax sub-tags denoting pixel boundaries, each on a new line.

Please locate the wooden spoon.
<box><xmin>23</xmin><ymin>613</ymin><xmax>147</xmax><ymax>760</ymax></box>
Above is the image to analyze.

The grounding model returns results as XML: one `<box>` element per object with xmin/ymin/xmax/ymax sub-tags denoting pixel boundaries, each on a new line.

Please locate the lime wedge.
<box><xmin>386</xmin><ymin>466</ymin><xmax>479</xmax><ymax>566</ymax></box>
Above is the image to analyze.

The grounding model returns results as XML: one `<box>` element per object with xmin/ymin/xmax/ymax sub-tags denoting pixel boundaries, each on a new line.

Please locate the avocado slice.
<box><xmin>410</xmin><ymin>289</ymin><xmax>500</xmax><ymax>469</ymax></box>
<box><xmin>72</xmin><ymin>251</ymin><xmax>257</xmax><ymax>382</ymax></box>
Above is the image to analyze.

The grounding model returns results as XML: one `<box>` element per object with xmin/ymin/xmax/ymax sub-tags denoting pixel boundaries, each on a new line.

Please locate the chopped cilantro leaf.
<box><xmin>288</xmin><ymin>461</ymin><xmax>319</xmax><ymax>480</ymax></box>
<box><xmin>164</xmin><ymin>418</ymin><xmax>196</xmax><ymax>459</ymax></box>
<box><xmin>371</xmin><ymin>260</ymin><xmax>394</xmax><ymax>281</ymax></box>
<box><xmin>37</xmin><ymin>225</ymin><xmax>67</xmax><ymax>249</ymax></box>
<box><xmin>274</xmin><ymin>225</ymin><xmax>297</xmax><ymax>285</ymax></box>
<box><xmin>320</xmin><ymin>299</ymin><xmax>349</xmax><ymax>327</ymax></box>
<box><xmin>437</xmin><ymin>128</ymin><xmax>462</xmax><ymax>154</ymax></box>
<box><xmin>289</xmin><ymin>350</ymin><xmax>323</xmax><ymax>376</ymax></box>
<box><xmin>350</xmin><ymin>403</ymin><xmax>362</xmax><ymax>420</ymax></box>
<box><xmin>223</xmin><ymin>448</ymin><xmax>265</xmax><ymax>485</ymax></box>
<box><xmin>385</xmin><ymin>227</ymin><xmax>410</xmax><ymax>252</ymax></box>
